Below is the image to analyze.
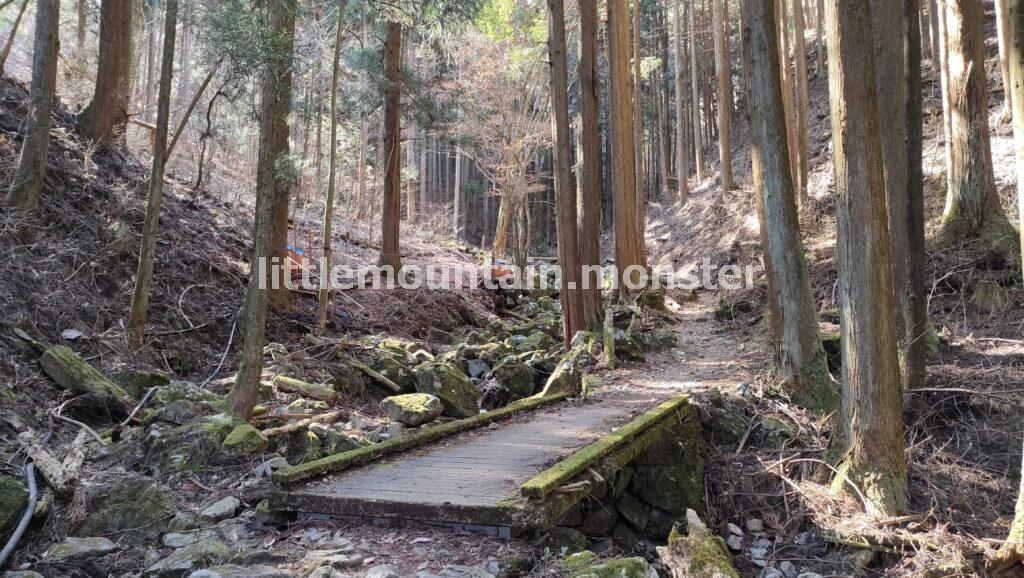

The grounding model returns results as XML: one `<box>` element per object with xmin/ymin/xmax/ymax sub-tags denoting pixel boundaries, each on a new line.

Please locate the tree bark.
<box><xmin>578</xmin><ymin>0</ymin><xmax>603</xmax><ymax>329</ymax></box>
<box><xmin>76</xmin><ymin>0</ymin><xmax>86</xmax><ymax>51</ymax></box>
<box><xmin>815</xmin><ymin>0</ymin><xmax>825</xmax><ymax>73</ymax></box>
<box><xmin>548</xmin><ymin>0</ymin><xmax>586</xmax><ymax>343</ymax></box>
<box><xmin>317</xmin><ymin>0</ymin><xmax>347</xmax><ymax>332</ymax></box>
<box><xmin>792</xmin><ymin>0</ymin><xmax>809</xmax><ymax>198</ymax></box>
<box><xmin>176</xmin><ymin>1</ymin><xmax>192</xmax><ymax>106</ymax></box>
<box><xmin>995</xmin><ymin>0</ymin><xmax>1013</xmax><ymax>121</ymax></box>
<box><xmin>632</xmin><ymin>0</ymin><xmax>645</xmax><ymax>209</ymax></box>
<box><xmin>688</xmin><ymin>0</ymin><xmax>706</xmax><ymax>181</ymax></box>
<box><xmin>4</xmin><ymin>0</ymin><xmax>59</xmax><ymax>212</ymax></box>
<box><xmin>776</xmin><ymin>0</ymin><xmax>801</xmax><ymax>208</ymax></box>
<box><xmin>673</xmin><ymin>0</ymin><xmax>690</xmax><ymax>201</ymax></box>
<box><xmin>127</xmin><ymin>0</ymin><xmax>177</xmax><ymax>350</ymax></box>
<box><xmin>869</xmin><ymin>0</ymin><xmax>909</xmax><ymax>355</ymax></box>
<box><xmin>378</xmin><ymin>21</ymin><xmax>403</xmax><ymax>273</ymax></box>
<box><xmin>610</xmin><ymin>0</ymin><xmax>649</xmax><ymax>290</ymax></box>
<box><xmin>407</xmin><ymin>122</ymin><xmax>417</xmax><ymax>224</ymax></box>
<box><xmin>143</xmin><ymin>0</ymin><xmax>158</xmax><ymax>123</ymax></box>
<box><xmin>713</xmin><ymin>0</ymin><xmax>733</xmax><ymax>190</ymax></box>
<box><xmin>0</xmin><ymin>0</ymin><xmax>29</xmax><ymax>76</ymax></box>
<box><xmin>267</xmin><ymin>1</ymin><xmax>296</xmax><ymax>310</ymax></box>
<box><xmin>453</xmin><ymin>148</ymin><xmax>463</xmax><ymax>236</ymax></box>
<box><xmin>936</xmin><ymin>0</ymin><xmax>1019</xmax><ymax>255</ymax></box>
<box><xmin>225</xmin><ymin>0</ymin><xmax>294</xmax><ymax>421</ymax></box>
<box><xmin>741</xmin><ymin>0</ymin><xmax>835</xmax><ymax>413</ymax></box>
<box><xmin>905</xmin><ymin>0</ymin><xmax>928</xmax><ymax>393</ymax></box>
<box><xmin>823</xmin><ymin>0</ymin><xmax>908</xmax><ymax>517</ymax></box>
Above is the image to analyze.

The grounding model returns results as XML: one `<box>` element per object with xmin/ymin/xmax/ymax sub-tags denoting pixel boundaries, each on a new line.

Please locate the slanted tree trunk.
<box><xmin>610</xmin><ymin>0</ymin><xmax>649</xmax><ymax>290</ymax></box>
<box><xmin>4</xmin><ymin>0</ymin><xmax>59</xmax><ymax>212</ymax></box>
<box><xmin>792</xmin><ymin>0</ymin><xmax>809</xmax><ymax>198</ymax></box>
<box><xmin>870</xmin><ymin>0</ymin><xmax>909</xmax><ymax>357</ymax></box>
<box><xmin>688</xmin><ymin>0</ymin><xmax>706</xmax><ymax>181</ymax></box>
<box><xmin>935</xmin><ymin>0</ymin><xmax>1019</xmax><ymax>255</ymax></box>
<box><xmin>378</xmin><ymin>21</ymin><xmax>403</xmax><ymax>273</ymax></box>
<box><xmin>995</xmin><ymin>0</ymin><xmax>1013</xmax><ymax>121</ymax></box>
<box><xmin>673</xmin><ymin>0</ymin><xmax>690</xmax><ymax>201</ymax></box>
<box><xmin>126</xmin><ymin>0</ymin><xmax>177</xmax><ymax>349</ymax></box>
<box><xmin>225</xmin><ymin>0</ymin><xmax>295</xmax><ymax>421</ymax></box>
<box><xmin>176</xmin><ymin>1</ymin><xmax>192</xmax><ymax>106</ymax></box>
<box><xmin>822</xmin><ymin>0</ymin><xmax>909</xmax><ymax>517</ymax></box>
<box><xmin>0</xmin><ymin>0</ymin><xmax>29</xmax><ymax>76</ymax></box>
<box><xmin>905</xmin><ymin>0</ymin><xmax>928</xmax><ymax>392</ymax></box>
<box><xmin>741</xmin><ymin>0</ymin><xmax>835</xmax><ymax>413</ymax></box>
<box><xmin>996</xmin><ymin>0</ymin><xmax>1024</xmax><ymax>563</ymax></box>
<box><xmin>548</xmin><ymin>0</ymin><xmax>586</xmax><ymax>343</ymax></box>
<box><xmin>578</xmin><ymin>0</ymin><xmax>603</xmax><ymax>329</ymax></box>
<box><xmin>712</xmin><ymin>0</ymin><xmax>733</xmax><ymax>190</ymax></box>
<box><xmin>317</xmin><ymin>0</ymin><xmax>346</xmax><ymax>332</ymax></box>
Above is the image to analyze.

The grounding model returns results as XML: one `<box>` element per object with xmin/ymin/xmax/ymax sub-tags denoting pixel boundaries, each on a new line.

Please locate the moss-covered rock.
<box><xmin>413</xmin><ymin>362</ymin><xmax>481</xmax><ymax>418</ymax></box>
<box><xmin>112</xmin><ymin>369</ymin><xmax>171</xmax><ymax>398</ymax></box>
<box><xmin>372</xmin><ymin>356</ymin><xmax>416</xmax><ymax>393</ymax></box>
<box><xmin>221</xmin><ymin>424</ymin><xmax>269</xmax><ymax>457</ymax></box>
<box><xmin>438</xmin><ymin>350</ymin><xmax>470</xmax><ymax>375</ymax></box>
<box><xmin>516</xmin><ymin>331</ymin><xmax>557</xmax><ymax>353</ymax></box>
<box><xmin>611</xmin><ymin>329</ymin><xmax>645</xmax><ymax>362</ymax></box>
<box><xmin>0</xmin><ymin>475</ymin><xmax>28</xmax><ymax>537</ymax></box>
<box><xmin>634</xmin><ymin>330</ymin><xmax>677</xmax><ymax>352</ymax></box>
<box><xmin>380</xmin><ymin>393</ymin><xmax>444</xmax><ymax>426</ymax></box>
<box><xmin>155</xmin><ymin>380</ymin><xmax>224</xmax><ymax>406</ymax></box>
<box><xmin>146</xmin><ymin>539</ymin><xmax>232</xmax><ymax>577</ymax></box>
<box><xmin>970</xmin><ymin>279</ymin><xmax>1010</xmax><ymax>315</ymax></box>
<box><xmin>656</xmin><ymin>510</ymin><xmax>738</xmax><ymax>578</ymax></box>
<box><xmin>40</xmin><ymin>346</ymin><xmax>127</xmax><ymax>397</ymax></box>
<box><xmin>535</xmin><ymin>527</ymin><xmax>588</xmax><ymax>556</ymax></box>
<box><xmin>615</xmin><ymin>492</ymin><xmax>649</xmax><ymax>531</ymax></box>
<box><xmin>427</xmin><ymin>327</ymin><xmax>454</xmax><ymax>345</ymax></box>
<box><xmin>760</xmin><ymin>417</ymin><xmax>796</xmax><ymax>450</ymax></box>
<box><xmin>76</xmin><ymin>474</ymin><xmax>175</xmax><ymax>538</ymax></box>
<box><xmin>491</xmin><ymin>356</ymin><xmax>535</xmax><ymax>398</ymax></box>
<box><xmin>632</xmin><ymin>413</ymin><xmax>707</xmax><ymax>515</ymax></box>
<box><xmin>568</xmin><ymin>556</ymin><xmax>653</xmax><ymax>578</ymax></box>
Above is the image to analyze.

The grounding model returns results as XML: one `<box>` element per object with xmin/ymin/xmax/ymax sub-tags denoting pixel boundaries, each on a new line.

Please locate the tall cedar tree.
<box><xmin>268</xmin><ymin>1</ymin><xmax>296</xmax><ymax>309</ymax></box>
<box><xmin>378</xmin><ymin>21</ymin><xmax>403</xmax><ymax>273</ymax></box>
<box><xmin>792</xmin><ymin>0</ymin><xmax>808</xmax><ymax>197</ymax></box>
<box><xmin>547</xmin><ymin>0</ymin><xmax>586</xmax><ymax>344</ymax></box>
<box><xmin>226</xmin><ymin>0</ymin><xmax>296</xmax><ymax>421</ymax></box>
<box><xmin>127</xmin><ymin>0</ymin><xmax>178</xmax><ymax>349</ymax></box>
<box><xmin>936</xmin><ymin>0</ymin><xmax>1019</xmax><ymax>255</ymax></box>
<box><xmin>578</xmin><ymin>0</ymin><xmax>603</xmax><ymax>328</ymax></box>
<box><xmin>78</xmin><ymin>0</ymin><xmax>133</xmax><ymax>143</ymax></box>
<box><xmin>672</xmin><ymin>0</ymin><xmax>689</xmax><ymax>201</ymax></box>
<box><xmin>712</xmin><ymin>0</ymin><xmax>733</xmax><ymax>190</ymax></box>
<box><xmin>687</xmin><ymin>0</ymin><xmax>705</xmax><ymax>181</ymax></box>
<box><xmin>4</xmin><ymin>0</ymin><xmax>59</xmax><ymax>212</ymax></box>
<box><xmin>317</xmin><ymin>0</ymin><xmax>347</xmax><ymax>331</ymax></box>
<box><xmin>905</xmin><ymin>0</ymin><xmax>928</xmax><ymax>391</ymax></box>
<box><xmin>823</xmin><ymin>0</ymin><xmax>909</xmax><ymax>516</ymax></box>
<box><xmin>998</xmin><ymin>0</ymin><xmax>1024</xmax><ymax>566</ymax></box>
<box><xmin>741</xmin><ymin>0</ymin><xmax>835</xmax><ymax>413</ymax></box>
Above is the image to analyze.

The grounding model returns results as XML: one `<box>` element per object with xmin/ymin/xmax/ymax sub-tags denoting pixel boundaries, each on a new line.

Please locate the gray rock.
<box><xmin>797</xmin><ymin>574</ymin><xmax>823</xmax><ymax>578</ymax></box>
<box><xmin>779</xmin><ymin>560</ymin><xmax>797</xmax><ymax>578</ymax></box>
<box><xmin>467</xmin><ymin>359</ymin><xmax>490</xmax><ymax>379</ymax></box>
<box><xmin>159</xmin><ymin>400</ymin><xmax>199</xmax><ymax>425</ymax></box>
<box><xmin>727</xmin><ymin>522</ymin><xmax>744</xmax><ymax>536</ymax></box>
<box><xmin>146</xmin><ymin>540</ymin><xmax>231</xmax><ymax>577</ymax></box>
<box><xmin>387</xmin><ymin>422</ymin><xmax>404</xmax><ymax>437</ymax></box>
<box><xmin>417</xmin><ymin>566</ymin><xmax>495</xmax><ymax>578</ymax></box>
<box><xmin>363</xmin><ymin>564</ymin><xmax>400</xmax><ymax>578</ymax></box>
<box><xmin>201</xmin><ymin>496</ymin><xmax>241</xmax><ymax>521</ymax></box>
<box><xmin>745</xmin><ymin>518</ymin><xmax>764</xmax><ymax>533</ymax></box>
<box><xmin>308</xmin><ymin>568</ymin><xmax>344</xmax><ymax>578</ymax></box>
<box><xmin>255</xmin><ymin>457</ymin><xmax>291</xmax><ymax>478</ymax></box>
<box><xmin>76</xmin><ymin>474</ymin><xmax>175</xmax><ymax>538</ymax></box>
<box><xmin>230</xmin><ymin>549</ymin><xmax>288</xmax><ymax>565</ymax></box>
<box><xmin>0</xmin><ymin>476</ymin><xmax>28</xmax><ymax>536</ymax></box>
<box><xmin>163</xmin><ymin>532</ymin><xmax>200</xmax><ymax>548</ymax></box>
<box><xmin>726</xmin><ymin>534</ymin><xmax>743</xmax><ymax>551</ymax></box>
<box><xmin>188</xmin><ymin>566</ymin><xmax>291</xmax><ymax>578</ymax></box>
<box><xmin>381</xmin><ymin>393</ymin><xmax>444</xmax><ymax>427</ymax></box>
<box><xmin>298</xmin><ymin>548</ymin><xmax>363</xmax><ymax>573</ymax></box>
<box><xmin>762</xmin><ymin>569</ymin><xmax>783</xmax><ymax>578</ymax></box>
<box><xmin>45</xmin><ymin>536</ymin><xmax>118</xmax><ymax>562</ymax></box>
<box><xmin>2</xmin><ymin>572</ymin><xmax>45</xmax><ymax>578</ymax></box>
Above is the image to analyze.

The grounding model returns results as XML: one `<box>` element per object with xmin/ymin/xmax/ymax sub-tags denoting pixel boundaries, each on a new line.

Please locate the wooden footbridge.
<box><xmin>270</xmin><ymin>391</ymin><xmax>693</xmax><ymax>536</ymax></box>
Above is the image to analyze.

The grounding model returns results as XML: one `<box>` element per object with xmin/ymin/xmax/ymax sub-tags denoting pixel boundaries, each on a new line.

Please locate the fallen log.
<box><xmin>261</xmin><ymin>410</ymin><xmax>345</xmax><ymax>438</ymax></box>
<box><xmin>351</xmin><ymin>361</ymin><xmax>402</xmax><ymax>394</ymax></box>
<box><xmin>16</xmin><ymin>429</ymin><xmax>87</xmax><ymax>495</ymax></box>
<box><xmin>273</xmin><ymin>376</ymin><xmax>341</xmax><ymax>405</ymax></box>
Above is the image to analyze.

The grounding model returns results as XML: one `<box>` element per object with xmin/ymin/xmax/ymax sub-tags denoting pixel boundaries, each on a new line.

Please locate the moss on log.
<box><xmin>519</xmin><ymin>395</ymin><xmax>690</xmax><ymax>498</ymax></box>
<box><xmin>273</xmin><ymin>392</ymin><xmax>570</xmax><ymax>485</ymax></box>
<box><xmin>273</xmin><ymin>375</ymin><xmax>340</xmax><ymax>405</ymax></box>
<box><xmin>40</xmin><ymin>346</ymin><xmax>127</xmax><ymax>397</ymax></box>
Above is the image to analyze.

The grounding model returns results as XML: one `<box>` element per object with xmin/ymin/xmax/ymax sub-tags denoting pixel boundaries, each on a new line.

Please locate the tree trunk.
<box><xmin>547</xmin><ymin>0</ymin><xmax>587</xmax><ymax>343</ymax></box>
<box><xmin>226</xmin><ymin>0</ymin><xmax>294</xmax><ymax>422</ymax></box>
<box><xmin>317</xmin><ymin>0</ymin><xmax>347</xmax><ymax>332</ymax></box>
<box><xmin>792</xmin><ymin>0</ymin><xmax>808</xmax><ymax>198</ymax></box>
<box><xmin>815</xmin><ymin>0</ymin><xmax>825</xmax><ymax>73</ymax></box>
<box><xmin>77</xmin><ymin>0</ymin><xmax>86</xmax><ymax>51</ymax></box>
<box><xmin>927</xmin><ymin>0</ymin><xmax>941</xmax><ymax>72</ymax></box>
<box><xmin>657</xmin><ymin>6</ymin><xmax>673</xmax><ymax>197</ymax></box>
<box><xmin>267</xmin><ymin>1</ymin><xmax>296</xmax><ymax>310</ymax></box>
<box><xmin>688</xmin><ymin>0</ymin><xmax>706</xmax><ymax>181</ymax></box>
<box><xmin>936</xmin><ymin>0</ymin><xmax>1019</xmax><ymax>255</ymax></box>
<box><xmin>869</xmin><ymin>0</ymin><xmax>909</xmax><ymax>356</ymax></box>
<box><xmin>905</xmin><ymin>0</ymin><xmax>928</xmax><ymax>393</ymax></box>
<box><xmin>995</xmin><ymin>0</ymin><xmax>1013</xmax><ymax>121</ymax></box>
<box><xmin>144</xmin><ymin>1</ymin><xmax>157</xmax><ymax>123</ymax></box>
<box><xmin>176</xmin><ymin>1</ymin><xmax>192</xmax><ymax>106</ymax></box>
<box><xmin>822</xmin><ymin>0</ymin><xmax>908</xmax><ymax>517</ymax></box>
<box><xmin>407</xmin><ymin>122</ymin><xmax>417</xmax><ymax>224</ymax></box>
<box><xmin>378</xmin><ymin>21</ymin><xmax>403</xmax><ymax>273</ymax></box>
<box><xmin>673</xmin><ymin>0</ymin><xmax>690</xmax><ymax>201</ymax></box>
<box><xmin>777</xmin><ymin>0</ymin><xmax>801</xmax><ymax>207</ymax></box>
<box><xmin>610</xmin><ymin>0</ymin><xmax>649</xmax><ymax>290</ymax></box>
<box><xmin>713</xmin><ymin>0</ymin><xmax>733</xmax><ymax>190</ymax></box>
<box><xmin>4</xmin><ymin>0</ymin><xmax>59</xmax><ymax>212</ymax></box>
<box><xmin>126</xmin><ymin>0</ymin><xmax>177</xmax><ymax>350</ymax></box>
<box><xmin>453</xmin><ymin>148</ymin><xmax>463</xmax><ymax>237</ymax></box>
<box><xmin>741</xmin><ymin>0</ymin><xmax>835</xmax><ymax>413</ymax></box>
<box><xmin>0</xmin><ymin>0</ymin><xmax>29</xmax><ymax>75</ymax></box>
<box><xmin>357</xmin><ymin>117</ymin><xmax>367</xmax><ymax>218</ymax></box>
<box><xmin>632</xmin><ymin>0</ymin><xmax>645</xmax><ymax>209</ymax></box>
<box><xmin>578</xmin><ymin>0</ymin><xmax>603</xmax><ymax>329</ymax></box>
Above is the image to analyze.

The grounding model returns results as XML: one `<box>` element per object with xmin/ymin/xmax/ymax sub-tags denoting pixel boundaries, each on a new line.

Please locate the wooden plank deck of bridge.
<box><xmin>271</xmin><ymin>391</ymin><xmax>663</xmax><ymax>533</ymax></box>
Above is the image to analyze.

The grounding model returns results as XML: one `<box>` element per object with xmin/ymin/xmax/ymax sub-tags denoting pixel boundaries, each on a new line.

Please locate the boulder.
<box><xmin>371</xmin><ymin>356</ymin><xmax>416</xmax><ymax>392</ymax></box>
<box><xmin>112</xmin><ymin>369</ymin><xmax>171</xmax><ymax>398</ymax></box>
<box><xmin>413</xmin><ymin>362</ymin><xmax>481</xmax><ymax>418</ymax></box>
<box><xmin>760</xmin><ymin>418</ymin><xmax>796</xmax><ymax>450</ymax></box>
<box><xmin>427</xmin><ymin>328</ymin><xmax>454</xmax><ymax>345</ymax></box>
<box><xmin>615</xmin><ymin>493</ymin><xmax>649</xmax><ymax>531</ymax></box>
<box><xmin>220</xmin><ymin>424</ymin><xmax>268</xmax><ymax>457</ymax></box>
<box><xmin>515</xmin><ymin>331</ymin><xmax>556</xmax><ymax>353</ymax></box>
<box><xmin>200</xmin><ymin>496</ymin><xmax>241</xmax><ymax>522</ymax></box>
<box><xmin>40</xmin><ymin>346</ymin><xmax>128</xmax><ymax>397</ymax></box>
<box><xmin>157</xmin><ymin>400</ymin><xmax>201</xmax><ymax>425</ymax></box>
<box><xmin>579</xmin><ymin>506</ymin><xmax>618</xmax><ymax>536</ymax></box>
<box><xmin>534</xmin><ymin>527</ymin><xmax>587</xmax><ymax>556</ymax></box>
<box><xmin>655</xmin><ymin>510</ymin><xmax>738</xmax><ymax>578</ymax></box>
<box><xmin>298</xmin><ymin>547</ymin><xmax>364</xmax><ymax>574</ymax></box>
<box><xmin>307</xmin><ymin>424</ymin><xmax>368</xmax><ymax>454</ymax></box>
<box><xmin>635</xmin><ymin>330</ymin><xmax>678</xmax><ymax>352</ymax></box>
<box><xmin>490</xmin><ymin>356</ymin><xmax>535</xmax><ymax>398</ymax></box>
<box><xmin>76</xmin><ymin>474</ymin><xmax>175</xmax><ymax>538</ymax></box>
<box><xmin>146</xmin><ymin>539</ymin><xmax>232</xmax><ymax>577</ymax></box>
<box><xmin>438</xmin><ymin>350</ymin><xmax>470</xmax><ymax>375</ymax></box>
<box><xmin>611</xmin><ymin>329</ymin><xmax>645</xmax><ymax>362</ymax></box>
<box><xmin>381</xmin><ymin>394</ymin><xmax>444</xmax><ymax>427</ymax></box>
<box><xmin>155</xmin><ymin>381</ymin><xmax>225</xmax><ymax>406</ymax></box>
<box><xmin>568</xmin><ymin>557</ymin><xmax>654</xmax><ymax>578</ymax></box>
<box><xmin>0</xmin><ymin>475</ymin><xmax>28</xmax><ymax>537</ymax></box>
<box><xmin>44</xmin><ymin>537</ymin><xmax>118</xmax><ymax>562</ymax></box>
<box><xmin>363</xmin><ymin>564</ymin><xmax>400</xmax><ymax>578</ymax></box>
<box><xmin>562</xmin><ymin>551</ymin><xmax>599</xmax><ymax>572</ymax></box>
<box><xmin>971</xmin><ymin>278</ymin><xmax>1010</xmax><ymax>315</ymax></box>
<box><xmin>467</xmin><ymin>359</ymin><xmax>491</xmax><ymax>379</ymax></box>
<box><xmin>188</xmin><ymin>565</ymin><xmax>292</xmax><ymax>578</ymax></box>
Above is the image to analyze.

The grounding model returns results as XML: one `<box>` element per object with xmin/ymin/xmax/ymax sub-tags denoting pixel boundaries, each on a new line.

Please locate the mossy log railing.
<box><xmin>519</xmin><ymin>394</ymin><xmax>690</xmax><ymax>499</ymax></box>
<box><xmin>273</xmin><ymin>392</ymin><xmax>571</xmax><ymax>485</ymax></box>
